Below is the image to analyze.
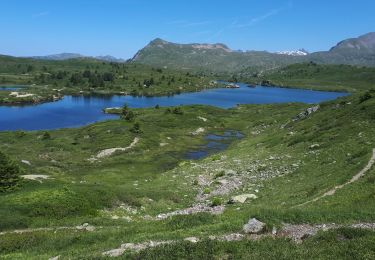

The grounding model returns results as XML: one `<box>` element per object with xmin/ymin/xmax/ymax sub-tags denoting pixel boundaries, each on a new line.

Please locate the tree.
<box><xmin>0</xmin><ymin>151</ymin><xmax>22</xmax><ymax>192</ymax></box>
<box><xmin>130</xmin><ymin>122</ymin><xmax>142</xmax><ymax>133</ymax></box>
<box><xmin>121</xmin><ymin>104</ymin><xmax>135</xmax><ymax>121</ymax></box>
<box><xmin>102</xmin><ymin>72</ymin><xmax>114</xmax><ymax>82</ymax></box>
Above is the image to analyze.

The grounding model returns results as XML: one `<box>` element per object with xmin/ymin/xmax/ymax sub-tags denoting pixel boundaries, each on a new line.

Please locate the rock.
<box><xmin>243</xmin><ymin>218</ymin><xmax>266</xmax><ymax>234</ymax></box>
<box><xmin>102</xmin><ymin>248</ymin><xmax>125</xmax><ymax>257</ymax></box>
<box><xmin>184</xmin><ymin>237</ymin><xmax>199</xmax><ymax>243</ymax></box>
<box><xmin>231</xmin><ymin>194</ymin><xmax>257</xmax><ymax>203</ymax></box>
<box><xmin>76</xmin><ymin>223</ymin><xmax>95</xmax><ymax>232</ymax></box>
<box><xmin>49</xmin><ymin>256</ymin><xmax>60</xmax><ymax>260</ymax></box>
<box><xmin>191</xmin><ymin>127</ymin><xmax>205</xmax><ymax>135</ymax></box>
<box><xmin>309</xmin><ymin>144</ymin><xmax>320</xmax><ymax>149</ymax></box>
<box><xmin>21</xmin><ymin>160</ymin><xmax>31</xmax><ymax>166</ymax></box>
<box><xmin>293</xmin><ymin>105</ymin><xmax>320</xmax><ymax>121</ymax></box>
<box><xmin>272</xmin><ymin>226</ymin><xmax>277</xmax><ymax>235</ymax></box>
<box><xmin>197</xmin><ymin>116</ymin><xmax>207</xmax><ymax>122</ymax></box>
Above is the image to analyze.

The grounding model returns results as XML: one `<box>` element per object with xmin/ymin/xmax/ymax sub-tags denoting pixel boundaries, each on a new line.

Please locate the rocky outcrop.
<box><xmin>293</xmin><ymin>105</ymin><xmax>319</xmax><ymax>121</ymax></box>
<box><xmin>243</xmin><ymin>218</ymin><xmax>266</xmax><ymax>234</ymax></box>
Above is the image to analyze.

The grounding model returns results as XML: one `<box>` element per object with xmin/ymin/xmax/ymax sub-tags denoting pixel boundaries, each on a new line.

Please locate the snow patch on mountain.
<box><xmin>275</xmin><ymin>49</ymin><xmax>309</xmax><ymax>56</ymax></box>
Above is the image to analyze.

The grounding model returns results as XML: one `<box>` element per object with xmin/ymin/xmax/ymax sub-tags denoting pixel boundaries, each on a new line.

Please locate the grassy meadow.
<box><xmin>0</xmin><ymin>89</ymin><xmax>375</xmax><ymax>258</ymax></box>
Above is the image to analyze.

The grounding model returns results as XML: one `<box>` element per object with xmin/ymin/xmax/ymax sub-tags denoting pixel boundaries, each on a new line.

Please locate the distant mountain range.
<box><xmin>132</xmin><ymin>32</ymin><xmax>375</xmax><ymax>72</ymax></box>
<box><xmin>8</xmin><ymin>32</ymin><xmax>375</xmax><ymax>72</ymax></box>
<box><xmin>30</xmin><ymin>53</ymin><xmax>126</xmax><ymax>63</ymax></box>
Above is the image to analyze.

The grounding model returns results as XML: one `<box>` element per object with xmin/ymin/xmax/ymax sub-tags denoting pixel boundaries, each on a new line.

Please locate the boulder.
<box><xmin>231</xmin><ymin>194</ymin><xmax>257</xmax><ymax>203</ymax></box>
<box><xmin>184</xmin><ymin>237</ymin><xmax>199</xmax><ymax>243</ymax></box>
<box><xmin>243</xmin><ymin>218</ymin><xmax>265</xmax><ymax>234</ymax></box>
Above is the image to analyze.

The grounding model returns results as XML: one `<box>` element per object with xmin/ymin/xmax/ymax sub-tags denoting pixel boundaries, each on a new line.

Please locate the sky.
<box><xmin>0</xmin><ymin>0</ymin><xmax>374</xmax><ymax>59</ymax></box>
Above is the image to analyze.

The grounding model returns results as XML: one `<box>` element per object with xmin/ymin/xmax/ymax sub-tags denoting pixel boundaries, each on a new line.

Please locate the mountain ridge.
<box><xmin>132</xmin><ymin>32</ymin><xmax>375</xmax><ymax>72</ymax></box>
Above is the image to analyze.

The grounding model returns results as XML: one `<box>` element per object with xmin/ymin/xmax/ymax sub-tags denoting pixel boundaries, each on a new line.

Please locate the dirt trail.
<box><xmin>296</xmin><ymin>148</ymin><xmax>375</xmax><ymax>207</ymax></box>
<box><xmin>102</xmin><ymin>222</ymin><xmax>375</xmax><ymax>256</ymax></box>
<box><xmin>89</xmin><ymin>137</ymin><xmax>139</xmax><ymax>160</ymax></box>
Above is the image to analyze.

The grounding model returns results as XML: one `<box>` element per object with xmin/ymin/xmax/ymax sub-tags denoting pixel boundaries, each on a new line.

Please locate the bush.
<box><xmin>0</xmin><ymin>151</ymin><xmax>22</xmax><ymax>192</ymax></box>
<box><xmin>203</xmin><ymin>187</ymin><xmax>211</xmax><ymax>194</ymax></box>
<box><xmin>359</xmin><ymin>92</ymin><xmax>372</xmax><ymax>103</ymax></box>
<box><xmin>172</xmin><ymin>107</ymin><xmax>184</xmax><ymax>115</ymax></box>
<box><xmin>41</xmin><ymin>131</ymin><xmax>51</xmax><ymax>140</ymax></box>
<box><xmin>130</xmin><ymin>122</ymin><xmax>142</xmax><ymax>134</ymax></box>
<box><xmin>211</xmin><ymin>197</ymin><xmax>223</xmax><ymax>207</ymax></box>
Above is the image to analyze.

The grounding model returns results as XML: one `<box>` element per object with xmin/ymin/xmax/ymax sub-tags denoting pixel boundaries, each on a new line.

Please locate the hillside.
<box><xmin>236</xmin><ymin>63</ymin><xmax>375</xmax><ymax>92</ymax></box>
<box><xmin>0</xmin><ymin>89</ymin><xmax>375</xmax><ymax>258</ymax></box>
<box><xmin>132</xmin><ymin>33</ymin><xmax>375</xmax><ymax>72</ymax></box>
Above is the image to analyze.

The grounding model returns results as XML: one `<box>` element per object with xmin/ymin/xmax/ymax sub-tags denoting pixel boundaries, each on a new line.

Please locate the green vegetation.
<box><xmin>0</xmin><ymin>90</ymin><xmax>375</xmax><ymax>258</ymax></box>
<box><xmin>236</xmin><ymin>63</ymin><xmax>375</xmax><ymax>92</ymax></box>
<box><xmin>0</xmin><ymin>151</ymin><xmax>22</xmax><ymax>192</ymax></box>
<box><xmin>0</xmin><ymin>55</ymin><xmax>215</xmax><ymax>105</ymax></box>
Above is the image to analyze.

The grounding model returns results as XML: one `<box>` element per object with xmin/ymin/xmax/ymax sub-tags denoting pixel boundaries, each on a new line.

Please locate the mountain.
<box><xmin>330</xmin><ymin>32</ymin><xmax>375</xmax><ymax>53</ymax></box>
<box><xmin>132</xmin><ymin>38</ymin><xmax>302</xmax><ymax>72</ymax></box>
<box><xmin>132</xmin><ymin>33</ymin><xmax>375</xmax><ymax>72</ymax></box>
<box><xmin>31</xmin><ymin>53</ymin><xmax>126</xmax><ymax>63</ymax></box>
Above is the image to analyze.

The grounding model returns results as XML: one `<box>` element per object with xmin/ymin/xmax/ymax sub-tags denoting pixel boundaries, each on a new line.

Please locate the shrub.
<box><xmin>130</xmin><ymin>122</ymin><xmax>142</xmax><ymax>134</ymax></box>
<box><xmin>203</xmin><ymin>187</ymin><xmax>211</xmax><ymax>194</ymax></box>
<box><xmin>214</xmin><ymin>171</ymin><xmax>225</xmax><ymax>179</ymax></box>
<box><xmin>41</xmin><ymin>131</ymin><xmax>51</xmax><ymax>140</ymax></box>
<box><xmin>172</xmin><ymin>107</ymin><xmax>184</xmax><ymax>115</ymax></box>
<box><xmin>0</xmin><ymin>151</ymin><xmax>22</xmax><ymax>192</ymax></box>
<box><xmin>359</xmin><ymin>92</ymin><xmax>372</xmax><ymax>103</ymax></box>
<box><xmin>211</xmin><ymin>197</ymin><xmax>222</xmax><ymax>207</ymax></box>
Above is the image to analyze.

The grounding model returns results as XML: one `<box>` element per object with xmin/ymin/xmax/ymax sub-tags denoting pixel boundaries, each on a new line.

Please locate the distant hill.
<box><xmin>131</xmin><ymin>38</ymin><xmax>302</xmax><ymax>72</ymax></box>
<box><xmin>132</xmin><ymin>33</ymin><xmax>375</xmax><ymax>72</ymax></box>
<box><xmin>330</xmin><ymin>32</ymin><xmax>375</xmax><ymax>53</ymax></box>
<box><xmin>31</xmin><ymin>53</ymin><xmax>126</xmax><ymax>63</ymax></box>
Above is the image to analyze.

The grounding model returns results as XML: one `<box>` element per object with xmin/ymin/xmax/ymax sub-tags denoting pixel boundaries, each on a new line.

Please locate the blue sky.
<box><xmin>0</xmin><ymin>0</ymin><xmax>374</xmax><ymax>58</ymax></box>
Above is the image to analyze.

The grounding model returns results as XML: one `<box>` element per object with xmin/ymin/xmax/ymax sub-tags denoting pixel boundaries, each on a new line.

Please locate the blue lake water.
<box><xmin>185</xmin><ymin>130</ymin><xmax>244</xmax><ymax>160</ymax></box>
<box><xmin>0</xmin><ymin>84</ymin><xmax>347</xmax><ymax>131</ymax></box>
<box><xmin>0</xmin><ymin>86</ymin><xmax>26</xmax><ymax>91</ymax></box>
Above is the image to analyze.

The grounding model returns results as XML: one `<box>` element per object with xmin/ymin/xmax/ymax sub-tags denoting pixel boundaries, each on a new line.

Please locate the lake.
<box><xmin>0</xmin><ymin>84</ymin><xmax>347</xmax><ymax>131</ymax></box>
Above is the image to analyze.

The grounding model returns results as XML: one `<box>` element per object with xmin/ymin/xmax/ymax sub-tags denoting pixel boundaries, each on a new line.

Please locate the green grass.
<box><xmin>0</xmin><ymin>91</ymin><xmax>375</xmax><ymax>258</ymax></box>
<box><xmin>237</xmin><ymin>63</ymin><xmax>375</xmax><ymax>92</ymax></box>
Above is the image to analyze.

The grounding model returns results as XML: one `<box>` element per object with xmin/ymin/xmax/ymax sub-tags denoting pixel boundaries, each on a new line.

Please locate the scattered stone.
<box><xmin>243</xmin><ymin>218</ymin><xmax>266</xmax><ymax>234</ymax></box>
<box><xmin>184</xmin><ymin>237</ymin><xmax>199</xmax><ymax>243</ymax></box>
<box><xmin>103</xmin><ymin>240</ymin><xmax>174</xmax><ymax>257</ymax></box>
<box><xmin>293</xmin><ymin>105</ymin><xmax>320</xmax><ymax>121</ymax></box>
<box><xmin>21</xmin><ymin>175</ymin><xmax>50</xmax><ymax>183</ymax></box>
<box><xmin>94</xmin><ymin>137</ymin><xmax>139</xmax><ymax>158</ymax></box>
<box><xmin>191</xmin><ymin>127</ymin><xmax>205</xmax><ymax>135</ymax></box>
<box><xmin>48</xmin><ymin>256</ymin><xmax>60</xmax><ymax>260</ymax></box>
<box><xmin>155</xmin><ymin>203</ymin><xmax>225</xmax><ymax>220</ymax></box>
<box><xmin>21</xmin><ymin>160</ymin><xmax>31</xmax><ymax>166</ymax></box>
<box><xmin>76</xmin><ymin>223</ymin><xmax>95</xmax><ymax>232</ymax></box>
<box><xmin>230</xmin><ymin>194</ymin><xmax>257</xmax><ymax>203</ymax></box>
<box><xmin>160</xmin><ymin>142</ymin><xmax>169</xmax><ymax>147</ymax></box>
<box><xmin>272</xmin><ymin>226</ymin><xmax>277</xmax><ymax>235</ymax></box>
<box><xmin>197</xmin><ymin>116</ymin><xmax>208</xmax><ymax>122</ymax></box>
<box><xmin>309</xmin><ymin>144</ymin><xmax>320</xmax><ymax>149</ymax></box>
